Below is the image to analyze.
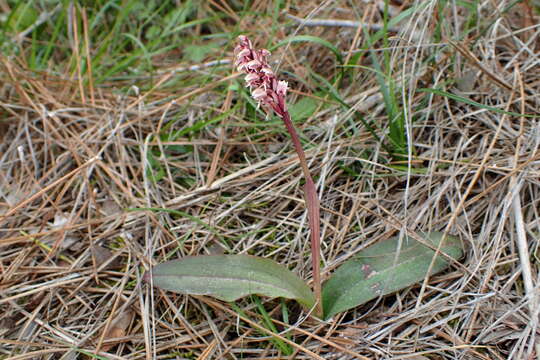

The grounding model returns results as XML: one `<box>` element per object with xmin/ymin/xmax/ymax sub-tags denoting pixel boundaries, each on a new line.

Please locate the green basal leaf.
<box><xmin>146</xmin><ymin>254</ymin><xmax>316</xmax><ymax>309</ymax></box>
<box><xmin>322</xmin><ymin>232</ymin><xmax>463</xmax><ymax>320</ymax></box>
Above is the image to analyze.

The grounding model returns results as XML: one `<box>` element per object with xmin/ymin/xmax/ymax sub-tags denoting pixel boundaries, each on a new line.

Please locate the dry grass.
<box><xmin>1</xmin><ymin>1</ymin><xmax>539</xmax><ymax>359</ymax></box>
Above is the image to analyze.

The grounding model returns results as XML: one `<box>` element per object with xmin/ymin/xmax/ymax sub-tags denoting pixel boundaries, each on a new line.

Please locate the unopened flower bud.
<box><xmin>246</xmin><ymin>60</ymin><xmax>262</xmax><ymax>70</ymax></box>
<box><xmin>245</xmin><ymin>73</ymin><xmax>260</xmax><ymax>83</ymax></box>
<box><xmin>252</xmin><ymin>88</ymin><xmax>267</xmax><ymax>100</ymax></box>
<box><xmin>236</xmin><ymin>48</ymin><xmax>251</xmax><ymax>58</ymax></box>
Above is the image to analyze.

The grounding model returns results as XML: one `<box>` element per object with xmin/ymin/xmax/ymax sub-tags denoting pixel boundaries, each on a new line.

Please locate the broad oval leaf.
<box><xmin>145</xmin><ymin>255</ymin><xmax>316</xmax><ymax>309</ymax></box>
<box><xmin>322</xmin><ymin>232</ymin><xmax>464</xmax><ymax>320</ymax></box>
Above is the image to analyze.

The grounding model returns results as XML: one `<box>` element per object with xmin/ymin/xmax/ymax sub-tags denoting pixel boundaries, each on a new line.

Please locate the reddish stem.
<box><xmin>280</xmin><ymin>111</ymin><xmax>323</xmax><ymax>318</ymax></box>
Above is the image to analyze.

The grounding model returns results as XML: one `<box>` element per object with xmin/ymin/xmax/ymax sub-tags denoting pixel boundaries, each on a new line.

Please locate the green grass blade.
<box><xmin>253</xmin><ymin>295</ymin><xmax>293</xmax><ymax>355</ymax></box>
<box><xmin>364</xmin><ymin>1</ymin><xmax>429</xmax><ymax>46</ymax></box>
<box><xmin>121</xmin><ymin>32</ymin><xmax>152</xmax><ymax>71</ymax></box>
<box><xmin>309</xmin><ymin>70</ymin><xmax>392</xmax><ymax>154</ymax></box>
<box><xmin>271</xmin><ymin>35</ymin><xmax>343</xmax><ymax>64</ymax></box>
<box><xmin>419</xmin><ymin>88</ymin><xmax>538</xmax><ymax>118</ymax></box>
<box><xmin>128</xmin><ymin>207</ymin><xmax>228</xmax><ymax>248</ymax></box>
<box><xmin>169</xmin><ymin>106</ymin><xmax>236</xmax><ymax>139</ymax></box>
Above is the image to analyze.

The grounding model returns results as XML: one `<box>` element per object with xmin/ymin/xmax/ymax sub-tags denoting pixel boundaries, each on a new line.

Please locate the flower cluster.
<box><xmin>234</xmin><ymin>35</ymin><xmax>288</xmax><ymax>117</ymax></box>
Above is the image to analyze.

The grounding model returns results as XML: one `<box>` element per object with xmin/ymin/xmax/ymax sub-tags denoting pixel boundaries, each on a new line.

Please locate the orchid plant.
<box><xmin>144</xmin><ymin>36</ymin><xmax>463</xmax><ymax>321</ymax></box>
<box><xmin>234</xmin><ymin>35</ymin><xmax>323</xmax><ymax>316</ymax></box>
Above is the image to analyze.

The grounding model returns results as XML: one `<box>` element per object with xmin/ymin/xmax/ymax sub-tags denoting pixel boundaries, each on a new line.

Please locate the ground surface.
<box><xmin>1</xmin><ymin>1</ymin><xmax>539</xmax><ymax>359</ymax></box>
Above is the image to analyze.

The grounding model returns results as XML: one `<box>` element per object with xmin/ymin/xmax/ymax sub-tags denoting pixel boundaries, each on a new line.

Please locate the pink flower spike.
<box><xmin>235</xmin><ymin>35</ymin><xmax>288</xmax><ymax>116</ymax></box>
